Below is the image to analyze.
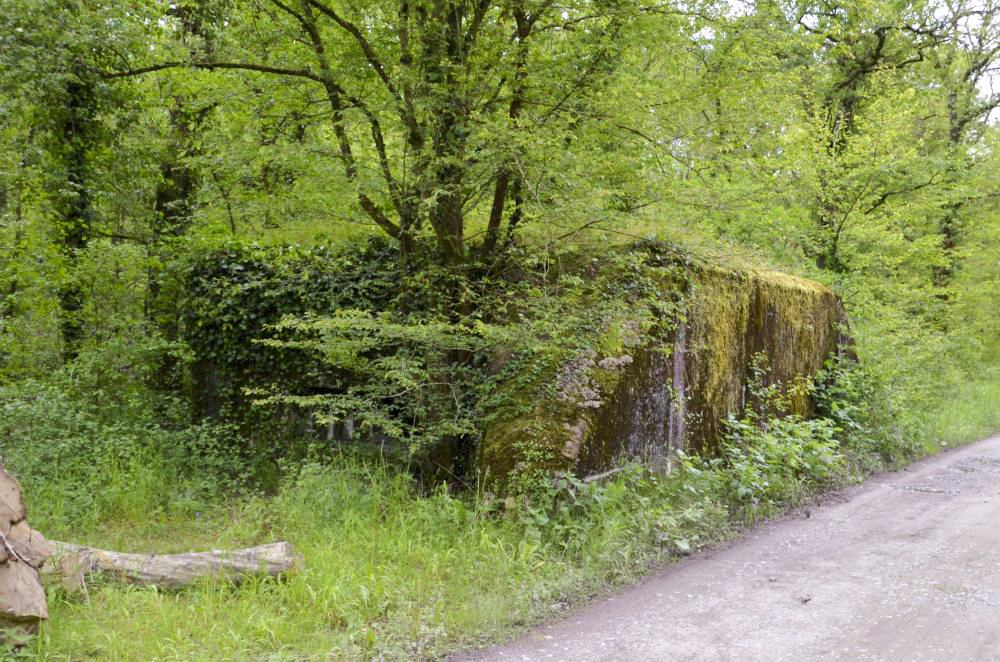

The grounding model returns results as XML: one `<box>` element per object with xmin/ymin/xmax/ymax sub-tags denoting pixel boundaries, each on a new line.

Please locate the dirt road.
<box><xmin>455</xmin><ymin>435</ymin><xmax>1000</xmax><ymax>662</ymax></box>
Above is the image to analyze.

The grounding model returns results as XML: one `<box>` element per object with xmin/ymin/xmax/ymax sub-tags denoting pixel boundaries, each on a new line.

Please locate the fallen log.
<box><xmin>43</xmin><ymin>540</ymin><xmax>303</xmax><ymax>592</ymax></box>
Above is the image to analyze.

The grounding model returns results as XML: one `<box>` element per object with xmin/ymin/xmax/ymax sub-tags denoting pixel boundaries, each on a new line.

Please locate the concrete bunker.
<box><xmin>478</xmin><ymin>263</ymin><xmax>851</xmax><ymax>480</ymax></box>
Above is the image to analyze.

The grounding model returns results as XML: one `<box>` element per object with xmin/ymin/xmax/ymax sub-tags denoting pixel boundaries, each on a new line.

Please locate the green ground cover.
<box><xmin>10</xmin><ymin>349</ymin><xmax>1000</xmax><ymax>661</ymax></box>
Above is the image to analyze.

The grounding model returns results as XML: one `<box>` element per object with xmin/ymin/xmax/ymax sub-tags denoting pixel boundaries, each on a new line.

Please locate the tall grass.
<box><xmin>925</xmin><ymin>366</ymin><xmax>1000</xmax><ymax>448</ymax></box>
<box><xmin>9</xmin><ymin>344</ymin><xmax>1000</xmax><ymax>660</ymax></box>
<box><xmin>23</xmin><ymin>456</ymin><xmax>731</xmax><ymax>661</ymax></box>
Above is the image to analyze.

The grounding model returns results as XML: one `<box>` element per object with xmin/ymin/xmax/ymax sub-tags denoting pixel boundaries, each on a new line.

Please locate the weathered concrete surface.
<box><xmin>682</xmin><ymin>265</ymin><xmax>848</xmax><ymax>454</ymax></box>
<box><xmin>479</xmin><ymin>261</ymin><xmax>850</xmax><ymax>481</ymax></box>
<box><xmin>456</xmin><ymin>435</ymin><xmax>1000</xmax><ymax>662</ymax></box>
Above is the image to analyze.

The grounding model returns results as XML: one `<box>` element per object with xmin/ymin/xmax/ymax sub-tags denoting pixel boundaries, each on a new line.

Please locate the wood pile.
<box><xmin>0</xmin><ymin>466</ymin><xmax>49</xmax><ymax>635</ymax></box>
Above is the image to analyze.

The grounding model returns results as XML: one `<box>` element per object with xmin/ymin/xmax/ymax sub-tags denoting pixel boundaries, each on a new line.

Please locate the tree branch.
<box><xmin>102</xmin><ymin>61</ymin><xmax>324</xmax><ymax>83</ymax></box>
<box><xmin>482</xmin><ymin>2</ymin><xmax>532</xmax><ymax>256</ymax></box>
<box><xmin>463</xmin><ymin>0</ymin><xmax>491</xmax><ymax>55</ymax></box>
<box><xmin>863</xmin><ymin>174</ymin><xmax>940</xmax><ymax>215</ymax></box>
<box><xmin>305</xmin><ymin>0</ymin><xmax>403</xmax><ymax>105</ymax></box>
<box><xmin>292</xmin><ymin>0</ymin><xmax>402</xmax><ymax>238</ymax></box>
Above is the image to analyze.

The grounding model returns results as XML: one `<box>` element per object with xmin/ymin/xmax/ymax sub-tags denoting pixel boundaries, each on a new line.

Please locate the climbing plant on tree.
<box><xmin>923</xmin><ymin>0</ymin><xmax>1000</xmax><ymax>288</ymax></box>
<box><xmin>0</xmin><ymin>0</ymin><xmax>158</xmax><ymax>359</ymax></box>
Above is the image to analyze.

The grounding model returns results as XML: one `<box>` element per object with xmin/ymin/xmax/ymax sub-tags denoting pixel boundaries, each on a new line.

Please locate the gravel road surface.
<box><xmin>454</xmin><ymin>435</ymin><xmax>1000</xmax><ymax>662</ymax></box>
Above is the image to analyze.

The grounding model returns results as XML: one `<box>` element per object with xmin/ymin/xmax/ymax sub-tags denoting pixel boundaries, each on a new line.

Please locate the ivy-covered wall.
<box><xmin>478</xmin><ymin>263</ymin><xmax>851</xmax><ymax>480</ymax></box>
<box><xmin>176</xmin><ymin>238</ymin><xmax>398</xmax><ymax>440</ymax></box>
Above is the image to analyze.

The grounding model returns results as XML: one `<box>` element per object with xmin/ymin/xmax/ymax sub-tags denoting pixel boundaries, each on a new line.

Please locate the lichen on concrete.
<box><xmin>478</xmin><ymin>251</ymin><xmax>850</xmax><ymax>484</ymax></box>
<box><xmin>477</xmin><ymin>308</ymin><xmax>654</xmax><ymax>481</ymax></box>
<box><xmin>682</xmin><ymin>263</ymin><xmax>845</xmax><ymax>453</ymax></box>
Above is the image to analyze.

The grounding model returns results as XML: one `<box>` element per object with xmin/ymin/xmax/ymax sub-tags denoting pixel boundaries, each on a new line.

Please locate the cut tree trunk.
<box><xmin>0</xmin><ymin>466</ymin><xmax>49</xmax><ymax>635</ymax></box>
<box><xmin>44</xmin><ymin>540</ymin><xmax>303</xmax><ymax>592</ymax></box>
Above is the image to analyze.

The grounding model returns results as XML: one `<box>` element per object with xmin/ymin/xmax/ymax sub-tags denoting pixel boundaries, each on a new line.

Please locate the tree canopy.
<box><xmin>1</xmin><ymin>0</ymin><xmax>998</xmax><ymax>385</ymax></box>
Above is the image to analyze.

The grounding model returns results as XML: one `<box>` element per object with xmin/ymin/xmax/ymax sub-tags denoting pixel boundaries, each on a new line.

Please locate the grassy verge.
<box><xmin>925</xmin><ymin>366</ymin><xmax>1000</xmax><ymax>449</ymax></box>
<box><xmin>25</xmin><ymin>459</ymin><xmax>731</xmax><ymax>661</ymax></box>
<box><xmin>11</xmin><ymin>366</ymin><xmax>1000</xmax><ymax>661</ymax></box>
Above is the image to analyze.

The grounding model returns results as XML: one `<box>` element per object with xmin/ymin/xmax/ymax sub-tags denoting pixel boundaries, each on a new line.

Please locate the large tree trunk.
<box><xmin>56</xmin><ymin>73</ymin><xmax>97</xmax><ymax>361</ymax></box>
<box><xmin>44</xmin><ymin>540</ymin><xmax>303</xmax><ymax>592</ymax></box>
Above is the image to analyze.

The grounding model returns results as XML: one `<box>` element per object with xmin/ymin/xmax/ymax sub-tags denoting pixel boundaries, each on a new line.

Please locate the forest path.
<box><xmin>453</xmin><ymin>435</ymin><xmax>1000</xmax><ymax>662</ymax></box>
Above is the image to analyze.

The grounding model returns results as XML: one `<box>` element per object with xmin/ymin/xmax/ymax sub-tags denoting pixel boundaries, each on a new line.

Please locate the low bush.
<box><xmin>0</xmin><ymin>378</ymin><xmax>252</xmax><ymax>538</ymax></box>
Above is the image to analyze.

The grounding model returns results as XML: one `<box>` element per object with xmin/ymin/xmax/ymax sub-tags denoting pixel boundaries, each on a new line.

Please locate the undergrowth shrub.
<box><xmin>673</xmin><ymin>354</ymin><xmax>864</xmax><ymax>522</ymax></box>
<box><xmin>0</xmin><ymin>378</ymin><xmax>252</xmax><ymax>535</ymax></box>
<box><xmin>498</xmin><ymin>459</ymin><xmax>731</xmax><ymax>566</ymax></box>
<box><xmin>812</xmin><ymin>354</ymin><xmax>920</xmax><ymax>469</ymax></box>
<box><xmin>714</xmin><ymin>415</ymin><xmax>841</xmax><ymax>518</ymax></box>
<box><xmin>176</xmin><ymin>237</ymin><xmax>399</xmax><ymax>430</ymax></box>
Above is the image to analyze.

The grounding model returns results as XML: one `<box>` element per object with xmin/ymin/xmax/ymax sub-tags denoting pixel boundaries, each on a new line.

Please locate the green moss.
<box><xmin>478</xmin><ymin>309</ymin><xmax>646</xmax><ymax>483</ymax></box>
<box><xmin>682</xmin><ymin>264</ymin><xmax>843</xmax><ymax>452</ymax></box>
<box><xmin>479</xmin><ymin>255</ymin><xmax>849</xmax><ymax>485</ymax></box>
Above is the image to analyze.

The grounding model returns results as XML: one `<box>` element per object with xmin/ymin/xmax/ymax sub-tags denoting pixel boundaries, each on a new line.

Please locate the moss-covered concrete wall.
<box><xmin>478</xmin><ymin>263</ymin><xmax>850</xmax><ymax>481</ymax></box>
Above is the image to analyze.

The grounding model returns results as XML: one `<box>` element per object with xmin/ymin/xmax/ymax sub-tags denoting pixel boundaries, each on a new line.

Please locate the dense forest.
<box><xmin>2</xmin><ymin>0</ymin><xmax>999</xmax><ymax>658</ymax></box>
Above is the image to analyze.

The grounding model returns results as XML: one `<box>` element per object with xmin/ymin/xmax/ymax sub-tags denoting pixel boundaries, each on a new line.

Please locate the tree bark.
<box><xmin>43</xmin><ymin>540</ymin><xmax>303</xmax><ymax>592</ymax></box>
